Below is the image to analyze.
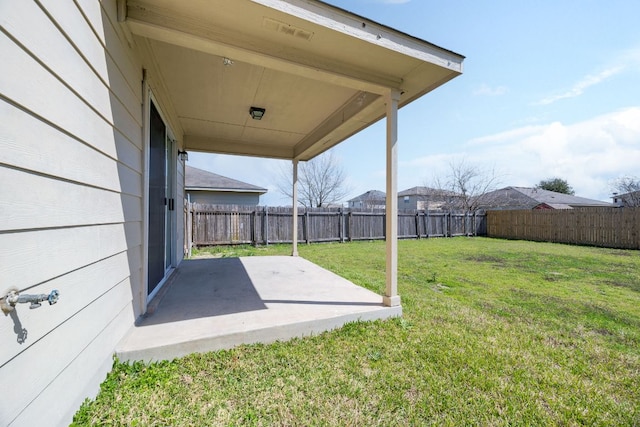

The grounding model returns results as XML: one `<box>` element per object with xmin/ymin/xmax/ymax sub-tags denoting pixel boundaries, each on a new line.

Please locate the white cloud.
<box><xmin>483</xmin><ymin>108</ymin><xmax>640</xmax><ymax>199</ymax></box>
<box><xmin>534</xmin><ymin>43</ymin><xmax>640</xmax><ymax>106</ymax></box>
<box><xmin>473</xmin><ymin>83</ymin><xmax>508</xmax><ymax>97</ymax></box>
<box><xmin>467</xmin><ymin>125</ymin><xmax>545</xmax><ymax>146</ymax></box>
<box><xmin>404</xmin><ymin>107</ymin><xmax>640</xmax><ymax>201</ymax></box>
<box><xmin>536</xmin><ymin>66</ymin><xmax>623</xmax><ymax>105</ymax></box>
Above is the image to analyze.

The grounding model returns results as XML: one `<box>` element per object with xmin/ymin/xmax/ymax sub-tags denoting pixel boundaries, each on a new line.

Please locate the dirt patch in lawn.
<box><xmin>465</xmin><ymin>255</ymin><xmax>506</xmax><ymax>265</ymax></box>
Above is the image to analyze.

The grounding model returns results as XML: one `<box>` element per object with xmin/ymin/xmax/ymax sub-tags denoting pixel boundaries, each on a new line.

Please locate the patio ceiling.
<box><xmin>122</xmin><ymin>0</ymin><xmax>464</xmax><ymax>161</ymax></box>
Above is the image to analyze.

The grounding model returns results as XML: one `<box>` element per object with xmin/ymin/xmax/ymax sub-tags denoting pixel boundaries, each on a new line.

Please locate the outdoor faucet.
<box><xmin>3</xmin><ymin>290</ymin><xmax>59</xmax><ymax>311</ymax></box>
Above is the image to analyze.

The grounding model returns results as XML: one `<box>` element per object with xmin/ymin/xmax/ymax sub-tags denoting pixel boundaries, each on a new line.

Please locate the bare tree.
<box><xmin>276</xmin><ymin>151</ymin><xmax>351</xmax><ymax>208</ymax></box>
<box><xmin>611</xmin><ymin>175</ymin><xmax>640</xmax><ymax>207</ymax></box>
<box><xmin>360</xmin><ymin>190</ymin><xmax>386</xmax><ymax>210</ymax></box>
<box><xmin>432</xmin><ymin>159</ymin><xmax>501</xmax><ymax>213</ymax></box>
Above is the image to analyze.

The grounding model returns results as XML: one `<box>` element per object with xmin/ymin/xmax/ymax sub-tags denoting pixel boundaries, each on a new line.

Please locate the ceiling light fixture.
<box><xmin>249</xmin><ymin>106</ymin><xmax>266</xmax><ymax>120</ymax></box>
<box><xmin>222</xmin><ymin>57</ymin><xmax>234</xmax><ymax>66</ymax></box>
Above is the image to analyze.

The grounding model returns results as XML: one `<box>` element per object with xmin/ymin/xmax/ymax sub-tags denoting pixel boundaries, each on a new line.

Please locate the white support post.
<box><xmin>292</xmin><ymin>159</ymin><xmax>299</xmax><ymax>256</ymax></box>
<box><xmin>384</xmin><ymin>89</ymin><xmax>401</xmax><ymax>307</ymax></box>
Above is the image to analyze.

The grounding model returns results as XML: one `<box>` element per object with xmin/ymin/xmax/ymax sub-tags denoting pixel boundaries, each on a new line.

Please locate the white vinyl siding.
<box><xmin>0</xmin><ymin>1</ymin><xmax>146</xmax><ymax>425</ymax></box>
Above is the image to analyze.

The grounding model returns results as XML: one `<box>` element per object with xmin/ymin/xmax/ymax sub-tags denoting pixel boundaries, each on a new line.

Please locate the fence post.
<box><xmin>339</xmin><ymin>208</ymin><xmax>344</xmax><ymax>243</ymax></box>
<box><xmin>264</xmin><ymin>206</ymin><xmax>269</xmax><ymax>246</ymax></box>
<box><xmin>348</xmin><ymin>211</ymin><xmax>353</xmax><ymax>242</ymax></box>
<box><xmin>464</xmin><ymin>211</ymin><xmax>469</xmax><ymax>236</ymax></box>
<box><xmin>252</xmin><ymin>209</ymin><xmax>257</xmax><ymax>246</ymax></box>
<box><xmin>383</xmin><ymin>212</ymin><xmax>386</xmax><ymax>239</ymax></box>
<box><xmin>473</xmin><ymin>211</ymin><xmax>477</xmax><ymax>236</ymax></box>
<box><xmin>305</xmin><ymin>209</ymin><xmax>310</xmax><ymax>244</ymax></box>
<box><xmin>424</xmin><ymin>210</ymin><xmax>429</xmax><ymax>238</ymax></box>
<box><xmin>188</xmin><ymin>202</ymin><xmax>193</xmax><ymax>257</ymax></box>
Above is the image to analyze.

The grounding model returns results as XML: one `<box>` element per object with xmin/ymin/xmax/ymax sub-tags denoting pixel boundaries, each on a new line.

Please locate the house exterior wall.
<box><xmin>398</xmin><ymin>195</ymin><xmax>448</xmax><ymax>211</ymax></box>
<box><xmin>348</xmin><ymin>200</ymin><xmax>386</xmax><ymax>209</ymax></box>
<box><xmin>613</xmin><ymin>191</ymin><xmax>640</xmax><ymax>207</ymax></box>
<box><xmin>0</xmin><ymin>1</ymin><xmax>184</xmax><ymax>425</ymax></box>
<box><xmin>188</xmin><ymin>190</ymin><xmax>262</xmax><ymax>206</ymax></box>
<box><xmin>399</xmin><ymin>195</ymin><xmax>423</xmax><ymax>210</ymax></box>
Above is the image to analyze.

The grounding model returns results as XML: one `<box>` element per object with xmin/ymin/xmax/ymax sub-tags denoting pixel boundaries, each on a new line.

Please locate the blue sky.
<box><xmin>187</xmin><ymin>0</ymin><xmax>640</xmax><ymax>205</ymax></box>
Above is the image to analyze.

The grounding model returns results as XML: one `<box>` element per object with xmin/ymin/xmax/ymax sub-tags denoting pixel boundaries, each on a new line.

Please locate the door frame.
<box><xmin>142</xmin><ymin>82</ymin><xmax>178</xmax><ymax>311</ymax></box>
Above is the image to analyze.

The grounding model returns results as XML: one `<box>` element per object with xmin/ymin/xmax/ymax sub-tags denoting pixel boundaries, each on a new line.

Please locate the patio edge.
<box><xmin>116</xmin><ymin>305</ymin><xmax>402</xmax><ymax>363</ymax></box>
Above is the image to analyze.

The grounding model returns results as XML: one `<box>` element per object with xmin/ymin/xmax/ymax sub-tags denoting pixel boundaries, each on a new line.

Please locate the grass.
<box><xmin>73</xmin><ymin>238</ymin><xmax>640</xmax><ymax>426</ymax></box>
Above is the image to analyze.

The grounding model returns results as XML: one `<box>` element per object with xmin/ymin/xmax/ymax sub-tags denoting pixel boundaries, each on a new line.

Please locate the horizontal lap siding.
<box><xmin>0</xmin><ymin>100</ymin><xmax>142</xmax><ymax>196</ymax></box>
<box><xmin>0</xmin><ymin>167</ymin><xmax>141</xmax><ymax>231</ymax></box>
<box><xmin>0</xmin><ymin>1</ymin><xmax>142</xmax><ymax>426</ymax></box>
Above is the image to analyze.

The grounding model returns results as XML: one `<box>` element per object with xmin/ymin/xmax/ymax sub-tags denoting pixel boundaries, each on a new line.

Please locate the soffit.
<box><xmin>124</xmin><ymin>0</ymin><xmax>464</xmax><ymax>161</ymax></box>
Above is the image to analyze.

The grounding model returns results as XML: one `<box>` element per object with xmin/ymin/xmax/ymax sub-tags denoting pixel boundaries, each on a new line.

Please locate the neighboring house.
<box><xmin>347</xmin><ymin>190</ymin><xmax>386</xmax><ymax>209</ymax></box>
<box><xmin>1</xmin><ymin>1</ymin><xmax>463</xmax><ymax>425</ymax></box>
<box><xmin>398</xmin><ymin>186</ymin><xmax>458</xmax><ymax>210</ymax></box>
<box><xmin>186</xmin><ymin>165</ymin><xmax>266</xmax><ymax>206</ymax></box>
<box><xmin>612</xmin><ymin>190</ymin><xmax>640</xmax><ymax>207</ymax></box>
<box><xmin>478</xmin><ymin>187</ymin><xmax>613</xmax><ymax>210</ymax></box>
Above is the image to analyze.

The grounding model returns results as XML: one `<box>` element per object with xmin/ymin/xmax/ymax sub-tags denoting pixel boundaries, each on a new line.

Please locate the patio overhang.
<box><xmin>120</xmin><ymin>0</ymin><xmax>464</xmax><ymax>161</ymax></box>
<box><xmin>120</xmin><ymin>0</ymin><xmax>463</xmax><ymax>311</ymax></box>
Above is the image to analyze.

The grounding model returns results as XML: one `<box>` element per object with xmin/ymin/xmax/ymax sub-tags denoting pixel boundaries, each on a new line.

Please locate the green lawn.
<box><xmin>73</xmin><ymin>238</ymin><xmax>640</xmax><ymax>426</ymax></box>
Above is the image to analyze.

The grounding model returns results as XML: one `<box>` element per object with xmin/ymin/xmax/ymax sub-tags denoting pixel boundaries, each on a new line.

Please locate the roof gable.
<box><xmin>348</xmin><ymin>190</ymin><xmax>385</xmax><ymax>202</ymax></box>
<box><xmin>477</xmin><ymin>187</ymin><xmax>536</xmax><ymax>209</ymax></box>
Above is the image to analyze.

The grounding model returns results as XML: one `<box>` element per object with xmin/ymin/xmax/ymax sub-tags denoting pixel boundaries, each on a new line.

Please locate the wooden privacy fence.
<box><xmin>187</xmin><ymin>204</ymin><xmax>487</xmax><ymax>248</ymax></box>
<box><xmin>487</xmin><ymin>208</ymin><xmax>640</xmax><ymax>249</ymax></box>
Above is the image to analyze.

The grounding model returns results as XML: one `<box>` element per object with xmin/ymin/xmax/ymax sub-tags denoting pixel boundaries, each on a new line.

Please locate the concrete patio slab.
<box><xmin>116</xmin><ymin>256</ymin><xmax>401</xmax><ymax>362</ymax></box>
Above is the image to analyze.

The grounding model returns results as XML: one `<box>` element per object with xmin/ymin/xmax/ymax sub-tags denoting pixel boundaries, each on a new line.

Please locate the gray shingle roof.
<box><xmin>612</xmin><ymin>189</ymin><xmax>640</xmax><ymax>199</ymax></box>
<box><xmin>480</xmin><ymin>186</ymin><xmax>611</xmax><ymax>209</ymax></box>
<box><xmin>398</xmin><ymin>186</ymin><xmax>457</xmax><ymax>197</ymax></box>
<box><xmin>513</xmin><ymin>187</ymin><xmax>611</xmax><ymax>207</ymax></box>
<box><xmin>348</xmin><ymin>190</ymin><xmax>386</xmax><ymax>202</ymax></box>
<box><xmin>185</xmin><ymin>166</ymin><xmax>267</xmax><ymax>194</ymax></box>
